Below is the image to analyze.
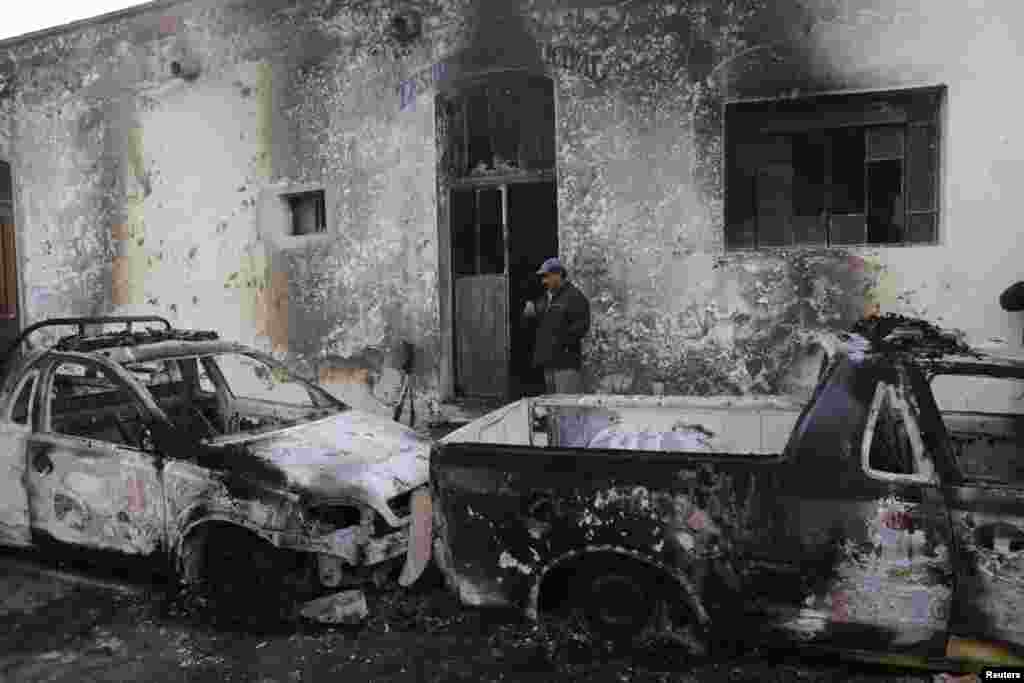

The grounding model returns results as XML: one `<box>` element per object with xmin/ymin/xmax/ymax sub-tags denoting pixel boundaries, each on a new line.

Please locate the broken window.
<box><xmin>867</xmin><ymin>384</ymin><xmax>916</xmax><ymax>476</ymax></box>
<box><xmin>864</xmin><ymin>376</ymin><xmax>937</xmax><ymax>483</ymax></box>
<box><xmin>931</xmin><ymin>373</ymin><xmax>1024</xmax><ymax>485</ymax></box>
<box><xmin>439</xmin><ymin>72</ymin><xmax>556</xmax><ymax>179</ymax></box>
<box><xmin>48</xmin><ymin>360</ymin><xmax>147</xmax><ymax>448</ymax></box>
<box><xmin>285</xmin><ymin>190</ymin><xmax>327</xmax><ymax>236</ymax></box>
<box><xmin>10</xmin><ymin>370</ymin><xmax>38</xmax><ymax>426</ymax></box>
<box><xmin>123</xmin><ymin>359</ymin><xmax>187</xmax><ymax>416</ymax></box>
<box><xmin>725</xmin><ymin>87</ymin><xmax>943</xmax><ymax>249</ymax></box>
<box><xmin>210</xmin><ymin>353</ymin><xmax>317</xmax><ymax>407</ymax></box>
<box><xmin>450</xmin><ymin>187</ymin><xmax>506</xmax><ymax>276</ymax></box>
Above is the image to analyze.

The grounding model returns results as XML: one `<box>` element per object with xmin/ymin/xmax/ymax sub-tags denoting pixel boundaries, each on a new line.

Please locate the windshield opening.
<box><xmin>121</xmin><ymin>352</ymin><xmax>346</xmax><ymax>440</ymax></box>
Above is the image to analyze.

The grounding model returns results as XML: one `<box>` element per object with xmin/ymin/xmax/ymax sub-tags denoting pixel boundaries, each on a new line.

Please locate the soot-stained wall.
<box><xmin>1</xmin><ymin>0</ymin><xmax>1021</xmax><ymax>423</ymax></box>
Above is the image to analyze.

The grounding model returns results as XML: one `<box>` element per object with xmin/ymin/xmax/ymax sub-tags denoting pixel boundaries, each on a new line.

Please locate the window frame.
<box><xmin>209</xmin><ymin>352</ymin><xmax>318</xmax><ymax>408</ymax></box>
<box><xmin>928</xmin><ymin>370</ymin><xmax>1024</xmax><ymax>487</ymax></box>
<box><xmin>39</xmin><ymin>354</ymin><xmax>153</xmax><ymax>451</ymax></box>
<box><xmin>861</xmin><ymin>379</ymin><xmax>938</xmax><ymax>486</ymax></box>
<box><xmin>450</xmin><ymin>185</ymin><xmax>509</xmax><ymax>278</ymax></box>
<box><xmin>7</xmin><ymin>368</ymin><xmax>40</xmax><ymax>428</ymax></box>
<box><xmin>196</xmin><ymin>352</ymin><xmax>342</xmax><ymax>410</ymax></box>
<box><xmin>724</xmin><ymin>85</ymin><xmax>945</xmax><ymax>251</ymax></box>
<box><xmin>284</xmin><ymin>189</ymin><xmax>327</xmax><ymax>236</ymax></box>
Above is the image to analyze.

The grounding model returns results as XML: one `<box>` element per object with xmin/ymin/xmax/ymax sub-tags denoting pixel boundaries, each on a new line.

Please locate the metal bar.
<box><xmin>501</xmin><ymin>183</ymin><xmax>511</xmax><ymax>401</ymax></box>
<box><xmin>1</xmin><ymin>316</ymin><xmax>172</xmax><ymax>367</ymax></box>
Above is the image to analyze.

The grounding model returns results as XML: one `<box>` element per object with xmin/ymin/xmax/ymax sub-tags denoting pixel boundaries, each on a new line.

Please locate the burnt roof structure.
<box><xmin>845</xmin><ymin>313</ymin><xmax>1024</xmax><ymax>376</ymax></box>
<box><xmin>0</xmin><ymin>316</ymin><xmax>221</xmax><ymax>370</ymax></box>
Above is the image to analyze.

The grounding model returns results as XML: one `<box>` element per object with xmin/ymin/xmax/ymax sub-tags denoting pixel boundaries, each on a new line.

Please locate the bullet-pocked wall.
<box><xmin>1</xmin><ymin>0</ymin><xmax>1022</xmax><ymax>421</ymax></box>
<box><xmin>0</xmin><ymin>0</ymin><xmax>471</xmax><ymax>420</ymax></box>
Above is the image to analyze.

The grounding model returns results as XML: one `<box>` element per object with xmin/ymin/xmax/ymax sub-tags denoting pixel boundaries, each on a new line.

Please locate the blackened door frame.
<box><xmin>0</xmin><ymin>159</ymin><xmax>20</xmax><ymax>352</ymax></box>
<box><xmin>447</xmin><ymin>175</ymin><xmax>558</xmax><ymax>400</ymax></box>
<box><xmin>435</xmin><ymin>69</ymin><xmax>559</xmax><ymax>402</ymax></box>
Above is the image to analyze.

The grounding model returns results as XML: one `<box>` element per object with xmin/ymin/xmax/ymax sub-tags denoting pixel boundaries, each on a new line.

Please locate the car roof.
<box><xmin>0</xmin><ymin>317</ymin><xmax>258</xmax><ymax>375</ymax></box>
<box><xmin>51</xmin><ymin>328</ymin><xmax>245</xmax><ymax>363</ymax></box>
<box><xmin>91</xmin><ymin>339</ymin><xmax>248</xmax><ymax>364</ymax></box>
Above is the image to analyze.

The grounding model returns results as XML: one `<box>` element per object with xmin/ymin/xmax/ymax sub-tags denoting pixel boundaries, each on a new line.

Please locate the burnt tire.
<box><xmin>538</xmin><ymin>558</ymin><xmax>674</xmax><ymax>666</ymax></box>
<box><xmin>197</xmin><ymin>525</ymin><xmax>290</xmax><ymax>625</ymax></box>
<box><xmin>577</xmin><ymin>569</ymin><xmax>659</xmax><ymax>645</ymax></box>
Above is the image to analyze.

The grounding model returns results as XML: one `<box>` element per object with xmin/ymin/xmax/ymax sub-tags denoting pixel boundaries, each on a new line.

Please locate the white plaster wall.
<box><xmin>809</xmin><ymin>0</ymin><xmax>1024</xmax><ymax>346</ymax></box>
<box><xmin>114</xmin><ymin>60</ymin><xmax>276</xmax><ymax>348</ymax></box>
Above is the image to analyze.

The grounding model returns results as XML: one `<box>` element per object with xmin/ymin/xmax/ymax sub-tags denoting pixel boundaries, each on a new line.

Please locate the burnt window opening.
<box><xmin>725</xmin><ymin>86</ymin><xmax>944</xmax><ymax>249</ymax></box>
<box><xmin>451</xmin><ymin>187</ymin><xmax>506</xmax><ymax>276</ymax></box>
<box><xmin>867</xmin><ymin>383</ymin><xmax>917</xmax><ymax>476</ymax></box>
<box><xmin>11</xmin><ymin>371</ymin><xmax>38</xmax><ymax>426</ymax></box>
<box><xmin>285</xmin><ymin>190</ymin><xmax>326</xmax><ymax>236</ymax></box>
<box><xmin>440</xmin><ymin>72</ymin><xmax>556</xmax><ymax>179</ymax></box>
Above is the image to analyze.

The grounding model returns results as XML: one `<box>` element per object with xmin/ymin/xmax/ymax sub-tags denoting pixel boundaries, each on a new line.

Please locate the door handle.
<box><xmin>31</xmin><ymin>449</ymin><xmax>53</xmax><ymax>475</ymax></box>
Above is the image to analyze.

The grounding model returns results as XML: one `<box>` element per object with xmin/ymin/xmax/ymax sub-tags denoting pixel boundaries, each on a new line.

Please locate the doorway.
<box><xmin>439</xmin><ymin>71</ymin><xmax>558</xmax><ymax>400</ymax></box>
<box><xmin>0</xmin><ymin>161</ymin><xmax>17</xmax><ymax>352</ymax></box>
<box><xmin>450</xmin><ymin>181</ymin><xmax>558</xmax><ymax>399</ymax></box>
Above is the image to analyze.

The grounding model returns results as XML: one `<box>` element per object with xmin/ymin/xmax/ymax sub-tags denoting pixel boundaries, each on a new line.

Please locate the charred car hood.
<box><xmin>212</xmin><ymin>411</ymin><xmax>431</xmax><ymax>523</ymax></box>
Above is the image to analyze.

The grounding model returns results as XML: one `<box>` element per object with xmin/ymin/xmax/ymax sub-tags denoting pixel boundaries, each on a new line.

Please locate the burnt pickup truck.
<box><xmin>430</xmin><ymin>316</ymin><xmax>1024</xmax><ymax>670</ymax></box>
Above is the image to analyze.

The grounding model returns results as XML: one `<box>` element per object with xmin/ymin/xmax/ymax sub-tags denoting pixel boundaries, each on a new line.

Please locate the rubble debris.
<box><xmin>299</xmin><ymin>589</ymin><xmax>369</xmax><ymax>625</ymax></box>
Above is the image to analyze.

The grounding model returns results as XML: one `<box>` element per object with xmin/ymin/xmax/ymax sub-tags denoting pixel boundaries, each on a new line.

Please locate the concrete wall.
<box><xmin>0</xmin><ymin>0</ymin><xmax>1021</xmax><ymax>424</ymax></box>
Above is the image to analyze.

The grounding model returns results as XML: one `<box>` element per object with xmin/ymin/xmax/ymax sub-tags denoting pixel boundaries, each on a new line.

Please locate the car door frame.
<box><xmin>767</xmin><ymin>359</ymin><xmax>956</xmax><ymax>655</ymax></box>
<box><xmin>925</xmin><ymin>364</ymin><xmax>1024</xmax><ymax>650</ymax></box>
<box><xmin>24</xmin><ymin>352</ymin><xmax>168</xmax><ymax>556</ymax></box>
<box><xmin>0</xmin><ymin>357</ymin><xmax>45</xmax><ymax>547</ymax></box>
<box><xmin>848</xmin><ymin>371</ymin><xmax>955</xmax><ymax>653</ymax></box>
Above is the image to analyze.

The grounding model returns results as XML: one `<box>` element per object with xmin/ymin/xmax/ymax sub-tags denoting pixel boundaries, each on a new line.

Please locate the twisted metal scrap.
<box><xmin>849</xmin><ymin>314</ymin><xmax>977</xmax><ymax>359</ymax></box>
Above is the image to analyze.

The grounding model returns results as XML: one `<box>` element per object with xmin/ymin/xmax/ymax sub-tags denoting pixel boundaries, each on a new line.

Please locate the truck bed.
<box><xmin>440</xmin><ymin>394</ymin><xmax>805</xmax><ymax>456</ymax></box>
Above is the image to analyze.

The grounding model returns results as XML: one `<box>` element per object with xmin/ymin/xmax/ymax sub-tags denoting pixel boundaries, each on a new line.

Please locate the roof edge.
<box><xmin>0</xmin><ymin>0</ymin><xmax>189</xmax><ymax>51</ymax></box>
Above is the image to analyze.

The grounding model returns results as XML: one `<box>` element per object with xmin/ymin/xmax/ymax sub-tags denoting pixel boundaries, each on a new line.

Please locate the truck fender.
<box><xmin>527</xmin><ymin>544</ymin><xmax>710</xmax><ymax>626</ymax></box>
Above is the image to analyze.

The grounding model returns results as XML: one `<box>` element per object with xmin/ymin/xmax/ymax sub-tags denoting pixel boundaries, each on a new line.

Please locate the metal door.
<box><xmin>451</xmin><ymin>186</ymin><xmax>509</xmax><ymax>398</ymax></box>
<box><xmin>0</xmin><ymin>368</ymin><xmax>39</xmax><ymax>547</ymax></box>
<box><xmin>761</xmin><ymin>365</ymin><xmax>954</xmax><ymax>654</ymax></box>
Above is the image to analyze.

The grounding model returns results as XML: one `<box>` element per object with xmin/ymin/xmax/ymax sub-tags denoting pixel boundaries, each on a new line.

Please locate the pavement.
<box><xmin>0</xmin><ymin>545</ymin><xmax>952</xmax><ymax>683</ymax></box>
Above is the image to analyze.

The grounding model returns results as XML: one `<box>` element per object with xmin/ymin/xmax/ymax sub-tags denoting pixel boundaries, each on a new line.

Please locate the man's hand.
<box><xmin>523</xmin><ymin>300</ymin><xmax>536</xmax><ymax>317</ymax></box>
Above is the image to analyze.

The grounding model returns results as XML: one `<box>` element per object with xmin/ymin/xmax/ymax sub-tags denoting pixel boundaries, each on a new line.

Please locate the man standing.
<box><xmin>522</xmin><ymin>257</ymin><xmax>591</xmax><ymax>394</ymax></box>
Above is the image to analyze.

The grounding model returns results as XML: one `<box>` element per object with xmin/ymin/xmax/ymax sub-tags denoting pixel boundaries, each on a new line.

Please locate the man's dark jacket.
<box><xmin>527</xmin><ymin>281</ymin><xmax>591</xmax><ymax>370</ymax></box>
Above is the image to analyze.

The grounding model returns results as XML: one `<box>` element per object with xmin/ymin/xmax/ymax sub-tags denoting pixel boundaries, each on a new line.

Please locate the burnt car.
<box><xmin>0</xmin><ymin>316</ymin><xmax>432</xmax><ymax>614</ymax></box>
<box><xmin>430</xmin><ymin>316</ymin><xmax>1024</xmax><ymax>672</ymax></box>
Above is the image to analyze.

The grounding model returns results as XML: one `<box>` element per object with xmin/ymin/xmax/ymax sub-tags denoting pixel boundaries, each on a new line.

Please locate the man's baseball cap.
<box><xmin>537</xmin><ymin>257</ymin><xmax>564</xmax><ymax>275</ymax></box>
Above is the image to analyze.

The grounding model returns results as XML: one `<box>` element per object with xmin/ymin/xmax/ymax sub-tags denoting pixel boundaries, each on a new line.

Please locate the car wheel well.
<box><xmin>538</xmin><ymin>550</ymin><xmax>672</xmax><ymax>613</ymax></box>
<box><xmin>535</xmin><ymin>548</ymin><xmax>712</xmax><ymax>649</ymax></box>
<box><xmin>178</xmin><ymin>519</ymin><xmax>283</xmax><ymax>583</ymax></box>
